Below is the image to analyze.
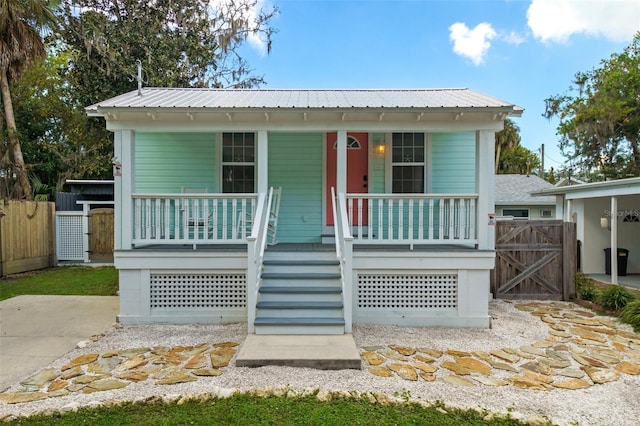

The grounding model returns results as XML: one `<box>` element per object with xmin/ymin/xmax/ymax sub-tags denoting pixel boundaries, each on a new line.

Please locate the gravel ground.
<box><xmin>1</xmin><ymin>300</ymin><xmax>639</xmax><ymax>425</ymax></box>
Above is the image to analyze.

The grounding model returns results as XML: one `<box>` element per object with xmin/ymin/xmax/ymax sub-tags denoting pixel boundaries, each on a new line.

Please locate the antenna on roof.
<box><xmin>136</xmin><ymin>60</ymin><xmax>143</xmax><ymax>96</ymax></box>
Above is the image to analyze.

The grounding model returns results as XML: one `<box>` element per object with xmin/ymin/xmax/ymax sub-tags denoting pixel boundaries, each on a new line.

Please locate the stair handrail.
<box><xmin>331</xmin><ymin>187</ymin><xmax>354</xmax><ymax>333</ymax></box>
<box><xmin>246</xmin><ymin>187</ymin><xmax>273</xmax><ymax>333</ymax></box>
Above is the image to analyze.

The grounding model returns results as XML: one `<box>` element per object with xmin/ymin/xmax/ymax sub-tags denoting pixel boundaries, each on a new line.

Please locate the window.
<box><xmin>222</xmin><ymin>133</ymin><xmax>255</xmax><ymax>193</ymax></box>
<box><xmin>540</xmin><ymin>209</ymin><xmax>552</xmax><ymax>218</ymax></box>
<box><xmin>391</xmin><ymin>133</ymin><xmax>425</xmax><ymax>193</ymax></box>
<box><xmin>502</xmin><ymin>208</ymin><xmax>529</xmax><ymax>219</ymax></box>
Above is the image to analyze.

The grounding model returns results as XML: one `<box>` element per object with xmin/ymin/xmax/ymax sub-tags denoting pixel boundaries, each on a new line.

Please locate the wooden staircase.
<box><xmin>254</xmin><ymin>250</ymin><xmax>345</xmax><ymax>335</ymax></box>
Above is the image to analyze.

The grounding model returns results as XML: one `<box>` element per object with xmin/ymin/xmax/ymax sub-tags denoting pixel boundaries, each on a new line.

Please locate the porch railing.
<box><xmin>344</xmin><ymin>193</ymin><xmax>478</xmax><ymax>247</ymax></box>
<box><xmin>331</xmin><ymin>188</ymin><xmax>353</xmax><ymax>333</ymax></box>
<box><xmin>131</xmin><ymin>193</ymin><xmax>258</xmax><ymax>247</ymax></box>
<box><xmin>246</xmin><ymin>188</ymin><xmax>273</xmax><ymax>334</ymax></box>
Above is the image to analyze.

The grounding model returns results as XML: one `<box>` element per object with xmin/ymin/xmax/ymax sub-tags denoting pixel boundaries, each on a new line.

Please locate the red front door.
<box><xmin>326</xmin><ymin>132</ymin><xmax>368</xmax><ymax>225</ymax></box>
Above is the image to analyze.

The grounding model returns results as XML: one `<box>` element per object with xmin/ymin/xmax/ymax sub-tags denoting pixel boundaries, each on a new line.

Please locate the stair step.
<box><xmin>256</xmin><ymin>301</ymin><xmax>343</xmax><ymax>309</ymax></box>
<box><xmin>259</xmin><ymin>285</ymin><xmax>341</xmax><ymax>294</ymax></box>
<box><xmin>254</xmin><ymin>317</ymin><xmax>345</xmax><ymax>326</ymax></box>
<box><xmin>262</xmin><ymin>272</ymin><xmax>341</xmax><ymax>280</ymax></box>
<box><xmin>263</xmin><ymin>259</ymin><xmax>340</xmax><ymax>266</ymax></box>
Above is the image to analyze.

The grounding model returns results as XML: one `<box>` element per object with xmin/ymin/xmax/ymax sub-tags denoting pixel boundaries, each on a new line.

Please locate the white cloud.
<box><xmin>501</xmin><ymin>31</ymin><xmax>526</xmax><ymax>46</ymax></box>
<box><xmin>527</xmin><ymin>0</ymin><xmax>640</xmax><ymax>43</ymax></box>
<box><xmin>449</xmin><ymin>22</ymin><xmax>497</xmax><ymax>66</ymax></box>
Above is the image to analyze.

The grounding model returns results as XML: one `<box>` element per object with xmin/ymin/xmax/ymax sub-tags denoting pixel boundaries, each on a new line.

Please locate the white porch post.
<box><xmin>611</xmin><ymin>196</ymin><xmax>618</xmax><ymax>284</ymax></box>
<box><xmin>113</xmin><ymin>131</ymin><xmax>123</xmax><ymax>250</ymax></box>
<box><xmin>257</xmin><ymin>130</ymin><xmax>268</xmax><ymax>193</ymax></box>
<box><xmin>336</xmin><ymin>130</ymin><xmax>347</xmax><ymax>194</ymax></box>
<box><xmin>476</xmin><ymin>130</ymin><xmax>495</xmax><ymax>250</ymax></box>
<box><xmin>121</xmin><ymin>130</ymin><xmax>134</xmax><ymax>249</ymax></box>
<box><xmin>555</xmin><ymin>195</ymin><xmax>564</xmax><ymax>220</ymax></box>
<box><xmin>566</xmin><ymin>199</ymin><xmax>572</xmax><ymax>222</ymax></box>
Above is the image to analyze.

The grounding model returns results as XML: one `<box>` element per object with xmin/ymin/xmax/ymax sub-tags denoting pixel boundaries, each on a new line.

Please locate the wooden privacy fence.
<box><xmin>0</xmin><ymin>200</ymin><xmax>56</xmax><ymax>276</ymax></box>
<box><xmin>492</xmin><ymin>220</ymin><xmax>577</xmax><ymax>301</ymax></box>
<box><xmin>89</xmin><ymin>208</ymin><xmax>114</xmax><ymax>261</ymax></box>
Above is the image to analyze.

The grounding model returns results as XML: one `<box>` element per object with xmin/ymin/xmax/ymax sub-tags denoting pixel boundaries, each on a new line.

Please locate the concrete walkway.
<box><xmin>0</xmin><ymin>295</ymin><xmax>119</xmax><ymax>391</ymax></box>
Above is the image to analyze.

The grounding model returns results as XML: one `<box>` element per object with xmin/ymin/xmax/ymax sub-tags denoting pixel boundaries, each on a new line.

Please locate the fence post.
<box><xmin>563</xmin><ymin>222</ymin><xmax>577</xmax><ymax>301</ymax></box>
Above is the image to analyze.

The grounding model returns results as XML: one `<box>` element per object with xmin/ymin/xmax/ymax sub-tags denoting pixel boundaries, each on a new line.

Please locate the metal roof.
<box><xmin>495</xmin><ymin>174</ymin><xmax>556</xmax><ymax>205</ymax></box>
<box><xmin>87</xmin><ymin>88</ymin><xmax>523</xmax><ymax>113</ymax></box>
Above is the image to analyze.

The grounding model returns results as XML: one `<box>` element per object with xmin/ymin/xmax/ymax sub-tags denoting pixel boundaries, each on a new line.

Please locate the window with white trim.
<box><xmin>392</xmin><ymin>133</ymin><xmax>425</xmax><ymax>193</ymax></box>
<box><xmin>222</xmin><ymin>132</ymin><xmax>255</xmax><ymax>193</ymax></box>
<box><xmin>502</xmin><ymin>208</ymin><xmax>529</xmax><ymax>219</ymax></box>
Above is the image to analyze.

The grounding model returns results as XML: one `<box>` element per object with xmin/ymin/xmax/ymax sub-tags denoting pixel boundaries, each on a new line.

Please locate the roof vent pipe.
<box><xmin>136</xmin><ymin>60</ymin><xmax>143</xmax><ymax>96</ymax></box>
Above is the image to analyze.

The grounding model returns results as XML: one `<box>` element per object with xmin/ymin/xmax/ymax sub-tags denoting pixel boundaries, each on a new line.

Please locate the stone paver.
<box><xmin>359</xmin><ymin>302</ymin><xmax>640</xmax><ymax>390</ymax></box>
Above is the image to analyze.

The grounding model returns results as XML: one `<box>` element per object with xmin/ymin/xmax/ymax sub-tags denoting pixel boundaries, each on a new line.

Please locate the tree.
<box><xmin>0</xmin><ymin>0</ymin><xmax>58</xmax><ymax>200</ymax></box>
<box><xmin>57</xmin><ymin>0</ymin><xmax>278</xmax><ymax>106</ymax></box>
<box><xmin>497</xmin><ymin>144</ymin><xmax>541</xmax><ymax>175</ymax></box>
<box><xmin>495</xmin><ymin>119</ymin><xmax>521</xmax><ymax>174</ymax></box>
<box><xmin>544</xmin><ymin>32</ymin><xmax>640</xmax><ymax>180</ymax></box>
<box><xmin>11</xmin><ymin>49</ymin><xmax>111</xmax><ymax>190</ymax></box>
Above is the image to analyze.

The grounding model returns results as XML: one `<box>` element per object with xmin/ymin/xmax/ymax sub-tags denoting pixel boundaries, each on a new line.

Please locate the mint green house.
<box><xmin>88</xmin><ymin>88</ymin><xmax>523</xmax><ymax>333</ymax></box>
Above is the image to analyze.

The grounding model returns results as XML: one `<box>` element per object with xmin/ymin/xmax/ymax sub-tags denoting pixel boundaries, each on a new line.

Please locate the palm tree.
<box><xmin>495</xmin><ymin>118</ymin><xmax>521</xmax><ymax>174</ymax></box>
<box><xmin>0</xmin><ymin>0</ymin><xmax>58</xmax><ymax>200</ymax></box>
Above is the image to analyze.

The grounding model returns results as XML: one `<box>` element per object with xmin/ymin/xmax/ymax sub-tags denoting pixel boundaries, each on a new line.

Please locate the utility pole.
<box><xmin>539</xmin><ymin>144</ymin><xmax>545</xmax><ymax>179</ymax></box>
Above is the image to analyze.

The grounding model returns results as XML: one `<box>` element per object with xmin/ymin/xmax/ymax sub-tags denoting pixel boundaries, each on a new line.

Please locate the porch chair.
<box><xmin>236</xmin><ymin>187</ymin><xmax>281</xmax><ymax>245</ymax></box>
<box><xmin>181</xmin><ymin>187</ymin><xmax>208</xmax><ymax>240</ymax></box>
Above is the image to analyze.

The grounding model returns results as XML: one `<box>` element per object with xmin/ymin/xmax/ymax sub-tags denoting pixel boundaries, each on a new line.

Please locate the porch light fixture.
<box><xmin>375</xmin><ymin>137</ymin><xmax>386</xmax><ymax>157</ymax></box>
<box><xmin>600</xmin><ymin>217</ymin><xmax>610</xmax><ymax>230</ymax></box>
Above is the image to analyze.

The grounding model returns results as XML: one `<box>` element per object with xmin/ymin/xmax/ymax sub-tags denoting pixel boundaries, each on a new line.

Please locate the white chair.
<box><xmin>236</xmin><ymin>187</ymin><xmax>281</xmax><ymax>245</ymax></box>
<box><xmin>181</xmin><ymin>187</ymin><xmax>208</xmax><ymax>241</ymax></box>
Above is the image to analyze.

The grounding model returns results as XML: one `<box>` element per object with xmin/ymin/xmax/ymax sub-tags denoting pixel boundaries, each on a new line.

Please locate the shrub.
<box><xmin>575</xmin><ymin>272</ymin><xmax>598</xmax><ymax>301</ymax></box>
<box><xmin>597</xmin><ymin>285</ymin><xmax>636</xmax><ymax>311</ymax></box>
<box><xmin>619</xmin><ymin>300</ymin><xmax>640</xmax><ymax>332</ymax></box>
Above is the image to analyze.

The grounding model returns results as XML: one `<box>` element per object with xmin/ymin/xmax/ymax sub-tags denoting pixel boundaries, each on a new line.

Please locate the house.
<box><xmin>495</xmin><ymin>174</ymin><xmax>556</xmax><ymax>220</ymax></box>
<box><xmin>533</xmin><ymin>178</ymin><xmax>640</xmax><ymax>284</ymax></box>
<box><xmin>87</xmin><ymin>88</ymin><xmax>523</xmax><ymax>333</ymax></box>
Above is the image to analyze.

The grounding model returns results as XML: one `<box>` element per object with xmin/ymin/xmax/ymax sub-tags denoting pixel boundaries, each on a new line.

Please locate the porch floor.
<box><xmin>128</xmin><ymin>242</ymin><xmax>482</xmax><ymax>253</ymax></box>
<box><xmin>235</xmin><ymin>334</ymin><xmax>361</xmax><ymax>370</ymax></box>
<box><xmin>588</xmin><ymin>273</ymin><xmax>640</xmax><ymax>291</ymax></box>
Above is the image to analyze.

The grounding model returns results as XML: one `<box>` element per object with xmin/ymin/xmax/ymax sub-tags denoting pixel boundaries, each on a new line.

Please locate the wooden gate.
<box><xmin>89</xmin><ymin>208</ymin><xmax>114</xmax><ymax>262</ymax></box>
<box><xmin>492</xmin><ymin>220</ymin><xmax>576</xmax><ymax>300</ymax></box>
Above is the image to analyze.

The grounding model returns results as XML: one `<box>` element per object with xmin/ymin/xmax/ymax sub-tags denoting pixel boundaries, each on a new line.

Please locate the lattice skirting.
<box><xmin>357</xmin><ymin>274</ymin><xmax>458</xmax><ymax>310</ymax></box>
<box><xmin>149</xmin><ymin>274</ymin><xmax>246</xmax><ymax>309</ymax></box>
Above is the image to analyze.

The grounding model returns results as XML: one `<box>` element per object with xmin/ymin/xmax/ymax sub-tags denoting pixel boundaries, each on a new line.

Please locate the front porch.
<box><xmin>115</xmin><ymin>190</ymin><xmax>494</xmax><ymax>331</ymax></box>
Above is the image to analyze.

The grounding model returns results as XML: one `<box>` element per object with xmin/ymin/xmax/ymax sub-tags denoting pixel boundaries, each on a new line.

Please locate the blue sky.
<box><xmin>240</xmin><ymin>0</ymin><xmax>639</xmax><ymax>173</ymax></box>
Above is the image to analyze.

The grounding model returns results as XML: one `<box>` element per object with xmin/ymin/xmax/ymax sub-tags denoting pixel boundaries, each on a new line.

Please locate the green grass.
<box><xmin>0</xmin><ymin>266</ymin><xmax>118</xmax><ymax>301</ymax></box>
<box><xmin>5</xmin><ymin>394</ymin><xmax>537</xmax><ymax>425</ymax></box>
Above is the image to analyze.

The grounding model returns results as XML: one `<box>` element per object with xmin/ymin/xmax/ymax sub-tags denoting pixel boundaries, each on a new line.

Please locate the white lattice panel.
<box><xmin>357</xmin><ymin>274</ymin><xmax>458</xmax><ymax>309</ymax></box>
<box><xmin>56</xmin><ymin>212</ymin><xmax>84</xmax><ymax>261</ymax></box>
<box><xmin>150</xmin><ymin>274</ymin><xmax>246</xmax><ymax>308</ymax></box>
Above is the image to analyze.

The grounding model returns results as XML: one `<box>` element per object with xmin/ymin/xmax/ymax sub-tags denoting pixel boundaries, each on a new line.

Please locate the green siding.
<box><xmin>268</xmin><ymin>132</ymin><xmax>323</xmax><ymax>243</ymax></box>
<box><xmin>370</xmin><ymin>132</ymin><xmax>386</xmax><ymax>193</ymax></box>
<box><xmin>430</xmin><ymin>132</ymin><xmax>476</xmax><ymax>193</ymax></box>
<box><xmin>135</xmin><ymin>132</ymin><xmax>216</xmax><ymax>193</ymax></box>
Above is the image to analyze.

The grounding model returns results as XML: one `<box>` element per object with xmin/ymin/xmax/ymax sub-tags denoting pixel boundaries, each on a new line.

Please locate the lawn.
<box><xmin>0</xmin><ymin>266</ymin><xmax>118</xmax><ymax>301</ymax></box>
<box><xmin>5</xmin><ymin>394</ymin><xmax>536</xmax><ymax>425</ymax></box>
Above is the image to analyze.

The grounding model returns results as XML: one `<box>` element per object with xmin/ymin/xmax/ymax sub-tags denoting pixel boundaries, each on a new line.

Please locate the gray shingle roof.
<box><xmin>87</xmin><ymin>88</ymin><xmax>523</xmax><ymax>113</ymax></box>
<box><xmin>495</xmin><ymin>174</ymin><xmax>555</xmax><ymax>205</ymax></box>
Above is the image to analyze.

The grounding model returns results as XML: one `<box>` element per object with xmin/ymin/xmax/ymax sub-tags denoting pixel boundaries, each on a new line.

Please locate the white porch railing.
<box><xmin>331</xmin><ymin>187</ymin><xmax>353</xmax><ymax>333</ymax></box>
<box><xmin>131</xmin><ymin>193</ymin><xmax>258</xmax><ymax>246</ymax></box>
<box><xmin>344</xmin><ymin>193</ymin><xmax>478</xmax><ymax>246</ymax></box>
<box><xmin>246</xmin><ymin>188</ymin><xmax>273</xmax><ymax>334</ymax></box>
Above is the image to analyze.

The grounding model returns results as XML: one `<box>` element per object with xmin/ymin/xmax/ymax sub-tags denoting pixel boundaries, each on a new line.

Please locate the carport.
<box><xmin>533</xmin><ymin>177</ymin><xmax>640</xmax><ymax>285</ymax></box>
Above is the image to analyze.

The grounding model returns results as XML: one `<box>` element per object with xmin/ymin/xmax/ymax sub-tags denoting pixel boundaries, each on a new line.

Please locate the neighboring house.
<box><xmin>87</xmin><ymin>88</ymin><xmax>523</xmax><ymax>333</ymax></box>
<box><xmin>495</xmin><ymin>174</ymin><xmax>556</xmax><ymax>220</ymax></box>
<box><xmin>533</xmin><ymin>178</ymin><xmax>640</xmax><ymax>283</ymax></box>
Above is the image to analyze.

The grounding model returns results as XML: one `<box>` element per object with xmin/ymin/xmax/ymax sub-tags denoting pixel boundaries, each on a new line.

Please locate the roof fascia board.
<box><xmin>532</xmin><ymin>178</ymin><xmax>640</xmax><ymax>198</ymax></box>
